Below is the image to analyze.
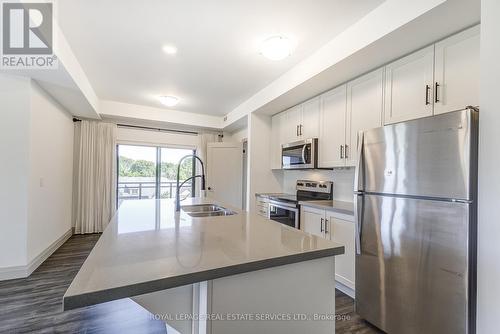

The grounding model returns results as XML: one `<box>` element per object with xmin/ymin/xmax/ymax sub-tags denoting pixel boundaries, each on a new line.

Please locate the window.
<box><xmin>117</xmin><ymin>145</ymin><xmax>196</xmax><ymax>206</ymax></box>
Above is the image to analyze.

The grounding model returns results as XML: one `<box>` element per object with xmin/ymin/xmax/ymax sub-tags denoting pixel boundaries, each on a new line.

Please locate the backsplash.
<box><xmin>281</xmin><ymin>168</ymin><xmax>355</xmax><ymax>202</ymax></box>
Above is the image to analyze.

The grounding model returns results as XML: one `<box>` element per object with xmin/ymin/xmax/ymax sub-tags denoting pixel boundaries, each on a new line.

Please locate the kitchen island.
<box><xmin>63</xmin><ymin>198</ymin><xmax>345</xmax><ymax>334</ymax></box>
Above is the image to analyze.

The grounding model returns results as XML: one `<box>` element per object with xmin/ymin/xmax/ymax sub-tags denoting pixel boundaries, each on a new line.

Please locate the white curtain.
<box><xmin>73</xmin><ymin>121</ymin><xmax>117</xmax><ymax>234</ymax></box>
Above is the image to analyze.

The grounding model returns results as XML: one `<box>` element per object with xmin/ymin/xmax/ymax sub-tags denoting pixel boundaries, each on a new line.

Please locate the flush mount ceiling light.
<box><xmin>159</xmin><ymin>95</ymin><xmax>179</xmax><ymax>107</ymax></box>
<box><xmin>162</xmin><ymin>44</ymin><xmax>178</xmax><ymax>55</ymax></box>
<box><xmin>260</xmin><ymin>36</ymin><xmax>293</xmax><ymax>61</ymax></box>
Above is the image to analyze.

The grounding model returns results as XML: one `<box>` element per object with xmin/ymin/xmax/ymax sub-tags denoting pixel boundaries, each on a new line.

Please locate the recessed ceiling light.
<box><xmin>159</xmin><ymin>95</ymin><xmax>179</xmax><ymax>107</ymax></box>
<box><xmin>162</xmin><ymin>45</ymin><xmax>178</xmax><ymax>55</ymax></box>
<box><xmin>260</xmin><ymin>36</ymin><xmax>293</xmax><ymax>61</ymax></box>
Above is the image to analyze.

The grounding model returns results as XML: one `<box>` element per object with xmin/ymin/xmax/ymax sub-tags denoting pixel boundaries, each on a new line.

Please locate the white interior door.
<box><xmin>207</xmin><ymin>142</ymin><xmax>243</xmax><ymax>209</ymax></box>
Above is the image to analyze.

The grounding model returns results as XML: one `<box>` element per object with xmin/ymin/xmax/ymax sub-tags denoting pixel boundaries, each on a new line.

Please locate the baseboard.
<box><xmin>336</xmin><ymin>281</ymin><xmax>355</xmax><ymax>299</ymax></box>
<box><xmin>0</xmin><ymin>228</ymin><xmax>73</xmax><ymax>281</ymax></box>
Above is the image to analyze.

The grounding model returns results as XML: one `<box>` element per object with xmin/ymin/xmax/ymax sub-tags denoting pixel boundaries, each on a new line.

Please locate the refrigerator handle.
<box><xmin>354</xmin><ymin>194</ymin><xmax>364</xmax><ymax>255</ymax></box>
<box><xmin>353</xmin><ymin>131</ymin><xmax>364</xmax><ymax>192</ymax></box>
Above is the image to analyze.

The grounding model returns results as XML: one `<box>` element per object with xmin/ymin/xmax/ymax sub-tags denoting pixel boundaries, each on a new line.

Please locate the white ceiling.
<box><xmin>57</xmin><ymin>0</ymin><xmax>384</xmax><ymax>116</ymax></box>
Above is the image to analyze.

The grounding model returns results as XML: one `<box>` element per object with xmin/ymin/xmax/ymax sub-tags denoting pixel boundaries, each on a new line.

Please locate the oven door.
<box><xmin>268</xmin><ymin>201</ymin><xmax>299</xmax><ymax>229</ymax></box>
<box><xmin>281</xmin><ymin>138</ymin><xmax>317</xmax><ymax>169</ymax></box>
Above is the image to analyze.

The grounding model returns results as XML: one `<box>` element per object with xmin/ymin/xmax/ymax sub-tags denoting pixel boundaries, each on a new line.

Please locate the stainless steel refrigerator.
<box><xmin>354</xmin><ymin>107</ymin><xmax>478</xmax><ymax>334</ymax></box>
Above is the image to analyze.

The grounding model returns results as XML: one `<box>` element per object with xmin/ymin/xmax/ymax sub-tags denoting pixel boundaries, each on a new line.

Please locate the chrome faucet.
<box><xmin>175</xmin><ymin>155</ymin><xmax>206</xmax><ymax>211</ymax></box>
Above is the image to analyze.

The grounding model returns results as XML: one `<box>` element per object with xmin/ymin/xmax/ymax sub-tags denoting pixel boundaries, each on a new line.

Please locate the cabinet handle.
<box><xmin>300</xmin><ymin>124</ymin><xmax>303</xmax><ymax>136</ymax></box>
<box><xmin>425</xmin><ymin>85</ymin><xmax>431</xmax><ymax>105</ymax></box>
<box><xmin>324</xmin><ymin>219</ymin><xmax>328</xmax><ymax>234</ymax></box>
<box><xmin>296</xmin><ymin>125</ymin><xmax>299</xmax><ymax>137</ymax></box>
<box><xmin>435</xmin><ymin>82</ymin><xmax>440</xmax><ymax>103</ymax></box>
<box><xmin>320</xmin><ymin>218</ymin><xmax>324</xmax><ymax>232</ymax></box>
<box><xmin>340</xmin><ymin>145</ymin><xmax>344</xmax><ymax>159</ymax></box>
<box><xmin>345</xmin><ymin>144</ymin><xmax>349</xmax><ymax>159</ymax></box>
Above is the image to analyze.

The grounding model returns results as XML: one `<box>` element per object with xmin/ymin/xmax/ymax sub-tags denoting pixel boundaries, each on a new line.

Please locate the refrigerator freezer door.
<box><xmin>355</xmin><ymin>194</ymin><xmax>470</xmax><ymax>334</ymax></box>
<box><xmin>362</xmin><ymin>109</ymin><xmax>476</xmax><ymax>200</ymax></box>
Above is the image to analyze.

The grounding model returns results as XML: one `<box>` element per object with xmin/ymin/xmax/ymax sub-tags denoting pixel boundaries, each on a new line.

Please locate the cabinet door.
<box><xmin>286</xmin><ymin>105</ymin><xmax>302</xmax><ymax>143</ymax></box>
<box><xmin>318</xmin><ymin>85</ymin><xmax>347</xmax><ymax>168</ymax></box>
<box><xmin>434</xmin><ymin>25</ymin><xmax>480</xmax><ymax>115</ymax></box>
<box><xmin>300</xmin><ymin>97</ymin><xmax>320</xmax><ymax>139</ymax></box>
<box><xmin>328</xmin><ymin>215</ymin><xmax>355</xmax><ymax>290</ymax></box>
<box><xmin>346</xmin><ymin>68</ymin><xmax>384</xmax><ymax>166</ymax></box>
<box><xmin>301</xmin><ymin>207</ymin><xmax>325</xmax><ymax>238</ymax></box>
<box><xmin>270</xmin><ymin>113</ymin><xmax>284</xmax><ymax>169</ymax></box>
<box><xmin>384</xmin><ymin>45</ymin><xmax>434</xmax><ymax>125</ymax></box>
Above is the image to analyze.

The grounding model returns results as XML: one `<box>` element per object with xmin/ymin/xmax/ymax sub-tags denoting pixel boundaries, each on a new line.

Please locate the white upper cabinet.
<box><xmin>319</xmin><ymin>85</ymin><xmax>347</xmax><ymax>168</ymax></box>
<box><xmin>384</xmin><ymin>45</ymin><xmax>435</xmax><ymax>125</ymax></box>
<box><xmin>346</xmin><ymin>68</ymin><xmax>384</xmax><ymax>166</ymax></box>
<box><xmin>270</xmin><ymin>27</ymin><xmax>480</xmax><ymax>170</ymax></box>
<box><xmin>270</xmin><ymin>112</ymin><xmax>286</xmax><ymax>169</ymax></box>
<box><xmin>300</xmin><ymin>97</ymin><xmax>320</xmax><ymax>139</ymax></box>
<box><xmin>285</xmin><ymin>105</ymin><xmax>302</xmax><ymax>143</ymax></box>
<box><xmin>434</xmin><ymin>25</ymin><xmax>480</xmax><ymax>115</ymax></box>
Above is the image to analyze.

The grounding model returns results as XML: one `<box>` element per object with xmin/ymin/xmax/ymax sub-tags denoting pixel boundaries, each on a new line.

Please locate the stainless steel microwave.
<box><xmin>281</xmin><ymin>138</ymin><xmax>318</xmax><ymax>169</ymax></box>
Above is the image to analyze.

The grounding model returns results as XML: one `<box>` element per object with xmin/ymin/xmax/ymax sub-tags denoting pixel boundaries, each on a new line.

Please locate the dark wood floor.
<box><xmin>0</xmin><ymin>234</ymin><xmax>381</xmax><ymax>334</ymax></box>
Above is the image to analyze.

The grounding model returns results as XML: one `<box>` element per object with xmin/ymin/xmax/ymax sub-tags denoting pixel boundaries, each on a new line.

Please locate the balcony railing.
<box><xmin>118</xmin><ymin>181</ymin><xmax>193</xmax><ymax>201</ymax></box>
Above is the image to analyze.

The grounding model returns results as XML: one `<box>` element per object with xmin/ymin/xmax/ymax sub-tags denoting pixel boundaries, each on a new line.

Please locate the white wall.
<box><xmin>477</xmin><ymin>0</ymin><xmax>500</xmax><ymax>332</ymax></box>
<box><xmin>224</xmin><ymin>127</ymin><xmax>248</xmax><ymax>143</ymax></box>
<box><xmin>281</xmin><ymin>168</ymin><xmax>354</xmax><ymax>202</ymax></box>
<box><xmin>0</xmin><ymin>74</ymin><xmax>31</xmax><ymax>268</ymax></box>
<box><xmin>247</xmin><ymin>113</ymin><xmax>282</xmax><ymax>212</ymax></box>
<box><xmin>27</xmin><ymin>82</ymin><xmax>74</xmax><ymax>263</ymax></box>
<box><xmin>0</xmin><ymin>75</ymin><xmax>74</xmax><ymax>274</ymax></box>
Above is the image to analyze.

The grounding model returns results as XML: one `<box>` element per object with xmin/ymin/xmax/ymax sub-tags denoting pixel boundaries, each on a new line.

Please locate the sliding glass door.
<box><xmin>117</xmin><ymin>145</ymin><xmax>195</xmax><ymax>206</ymax></box>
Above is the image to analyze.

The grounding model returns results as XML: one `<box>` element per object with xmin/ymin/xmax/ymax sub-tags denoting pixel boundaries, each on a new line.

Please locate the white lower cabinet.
<box><xmin>327</xmin><ymin>214</ymin><xmax>355</xmax><ymax>290</ymax></box>
<box><xmin>302</xmin><ymin>207</ymin><xmax>326</xmax><ymax>238</ymax></box>
<box><xmin>301</xmin><ymin>206</ymin><xmax>355</xmax><ymax>292</ymax></box>
<box><xmin>255</xmin><ymin>195</ymin><xmax>269</xmax><ymax>218</ymax></box>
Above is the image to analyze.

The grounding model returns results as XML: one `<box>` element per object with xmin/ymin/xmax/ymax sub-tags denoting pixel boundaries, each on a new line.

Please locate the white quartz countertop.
<box><xmin>63</xmin><ymin>198</ymin><xmax>344</xmax><ymax>310</ymax></box>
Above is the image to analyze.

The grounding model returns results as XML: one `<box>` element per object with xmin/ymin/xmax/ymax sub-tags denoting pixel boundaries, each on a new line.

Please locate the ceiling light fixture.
<box><xmin>162</xmin><ymin>45</ymin><xmax>178</xmax><ymax>55</ymax></box>
<box><xmin>260</xmin><ymin>36</ymin><xmax>293</xmax><ymax>61</ymax></box>
<box><xmin>159</xmin><ymin>95</ymin><xmax>179</xmax><ymax>107</ymax></box>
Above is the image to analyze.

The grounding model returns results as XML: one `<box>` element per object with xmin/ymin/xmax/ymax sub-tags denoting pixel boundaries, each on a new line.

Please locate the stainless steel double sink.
<box><xmin>181</xmin><ymin>204</ymin><xmax>236</xmax><ymax>217</ymax></box>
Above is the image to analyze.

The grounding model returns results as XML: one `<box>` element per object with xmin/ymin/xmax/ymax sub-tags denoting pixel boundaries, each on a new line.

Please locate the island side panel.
<box><xmin>208</xmin><ymin>256</ymin><xmax>336</xmax><ymax>334</ymax></box>
<box><xmin>131</xmin><ymin>284</ymin><xmax>195</xmax><ymax>333</ymax></box>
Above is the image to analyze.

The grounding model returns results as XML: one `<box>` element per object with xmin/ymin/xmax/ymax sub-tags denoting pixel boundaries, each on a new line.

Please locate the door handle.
<box><xmin>354</xmin><ymin>194</ymin><xmax>364</xmax><ymax>255</ymax></box>
<box><xmin>354</xmin><ymin>132</ymin><xmax>364</xmax><ymax>192</ymax></box>
<box><xmin>340</xmin><ymin>145</ymin><xmax>344</xmax><ymax>159</ymax></box>
<box><xmin>320</xmin><ymin>218</ymin><xmax>324</xmax><ymax>232</ymax></box>
<box><xmin>435</xmin><ymin>82</ymin><xmax>440</xmax><ymax>103</ymax></box>
<box><xmin>425</xmin><ymin>84</ymin><xmax>431</xmax><ymax>105</ymax></box>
